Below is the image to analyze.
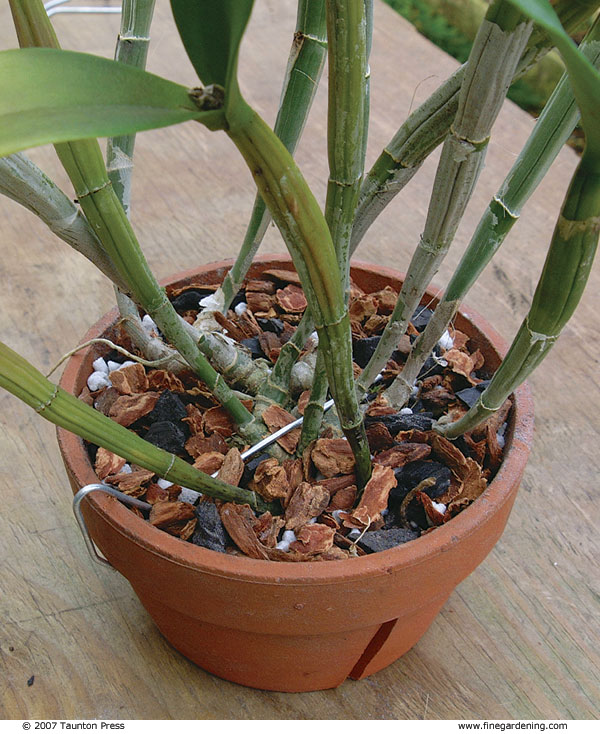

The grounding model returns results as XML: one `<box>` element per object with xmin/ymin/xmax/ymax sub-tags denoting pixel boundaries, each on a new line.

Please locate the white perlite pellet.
<box><xmin>179</xmin><ymin>487</ymin><xmax>201</xmax><ymax>504</ymax></box>
<box><xmin>400</xmin><ymin>407</ymin><xmax>413</xmax><ymax>415</ymax></box>
<box><xmin>92</xmin><ymin>357</ymin><xmax>109</xmax><ymax>374</ymax></box>
<box><xmin>108</xmin><ymin>359</ymin><xmax>136</xmax><ymax>373</ymax></box>
<box><xmin>234</xmin><ymin>302</ymin><xmax>248</xmax><ymax>316</ymax></box>
<box><xmin>157</xmin><ymin>478</ymin><xmax>173</xmax><ymax>489</ymax></box>
<box><xmin>276</xmin><ymin>529</ymin><xmax>297</xmax><ymax>552</ymax></box>
<box><xmin>87</xmin><ymin>371</ymin><xmax>111</xmax><ymax>392</ymax></box>
<box><xmin>432</xmin><ymin>501</ymin><xmax>446</xmax><ymax>514</ymax></box>
<box><xmin>437</xmin><ymin>330</ymin><xmax>454</xmax><ymax>351</ymax></box>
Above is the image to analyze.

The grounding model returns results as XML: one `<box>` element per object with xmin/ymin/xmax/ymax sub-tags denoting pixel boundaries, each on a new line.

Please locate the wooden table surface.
<box><xmin>1</xmin><ymin>0</ymin><xmax>598</xmax><ymax>721</ymax></box>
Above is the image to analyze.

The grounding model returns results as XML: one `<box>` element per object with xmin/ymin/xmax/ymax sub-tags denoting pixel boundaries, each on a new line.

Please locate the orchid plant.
<box><xmin>0</xmin><ymin>0</ymin><xmax>599</xmax><ymax>516</ymax></box>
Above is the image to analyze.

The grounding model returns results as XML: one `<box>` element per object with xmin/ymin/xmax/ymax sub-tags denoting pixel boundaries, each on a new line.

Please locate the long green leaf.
<box><xmin>0</xmin><ymin>48</ymin><xmax>223</xmax><ymax>158</ymax></box>
<box><xmin>170</xmin><ymin>0</ymin><xmax>254</xmax><ymax>112</ymax></box>
<box><xmin>507</xmin><ymin>0</ymin><xmax>600</xmax><ymax>159</ymax></box>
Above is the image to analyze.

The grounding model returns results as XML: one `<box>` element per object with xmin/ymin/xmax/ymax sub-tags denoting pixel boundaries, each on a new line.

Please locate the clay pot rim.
<box><xmin>57</xmin><ymin>255</ymin><xmax>534</xmax><ymax>586</ymax></box>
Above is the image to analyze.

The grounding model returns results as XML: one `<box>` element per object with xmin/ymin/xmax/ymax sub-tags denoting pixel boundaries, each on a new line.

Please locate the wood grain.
<box><xmin>0</xmin><ymin>0</ymin><xmax>598</xmax><ymax>720</ymax></box>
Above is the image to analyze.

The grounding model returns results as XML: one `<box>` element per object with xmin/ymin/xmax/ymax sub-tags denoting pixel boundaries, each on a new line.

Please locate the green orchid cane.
<box><xmin>299</xmin><ymin>0</ymin><xmax>368</xmax><ymax>450</ymax></box>
<box><xmin>213</xmin><ymin>0</ymin><xmax>328</xmax><ymax>314</ymax></box>
<box><xmin>439</xmin><ymin>0</ymin><xmax>600</xmax><ymax>438</ymax></box>
<box><xmin>386</xmin><ymin>14</ymin><xmax>600</xmax><ymax>410</ymax></box>
<box><xmin>351</xmin><ymin>0</ymin><xmax>600</xmax><ymax>249</ymax></box>
<box><xmin>358</xmin><ymin>0</ymin><xmax>533</xmax><ymax>397</ymax></box>
<box><xmin>0</xmin><ymin>342</ymin><xmax>276</xmax><ymax>513</ymax></box>
<box><xmin>7</xmin><ymin>0</ymin><xmax>264</xmax><ymax>444</ymax></box>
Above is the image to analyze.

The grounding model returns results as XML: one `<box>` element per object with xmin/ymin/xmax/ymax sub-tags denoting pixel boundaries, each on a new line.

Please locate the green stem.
<box><xmin>439</xmin><ymin>154</ymin><xmax>600</xmax><ymax>438</ymax></box>
<box><xmin>226</xmin><ymin>100</ymin><xmax>371</xmax><ymax>485</ymax></box>
<box><xmin>213</xmin><ymin>0</ymin><xmax>328</xmax><ymax>313</ymax></box>
<box><xmin>0</xmin><ymin>153</ymin><xmax>128</xmax><ymax>292</ymax></box>
<box><xmin>301</xmin><ymin>0</ymin><xmax>367</xmax><ymax>443</ymax></box>
<box><xmin>387</xmin><ymin>17</ymin><xmax>600</xmax><ymax>409</ymax></box>
<box><xmin>359</xmin><ymin>1</ymin><xmax>532</xmax><ymax>397</ymax></box>
<box><xmin>298</xmin><ymin>346</ymin><xmax>329</xmax><ymax>451</ymax></box>
<box><xmin>351</xmin><ymin>1</ymin><xmax>598</xmax><ymax>249</ymax></box>
<box><xmin>0</xmin><ymin>342</ymin><xmax>275</xmax><ymax>513</ymax></box>
<box><xmin>10</xmin><ymin>0</ymin><xmax>262</xmax><ymax>443</ymax></box>
<box><xmin>106</xmin><ymin>0</ymin><xmax>156</xmax><ymax>217</ymax></box>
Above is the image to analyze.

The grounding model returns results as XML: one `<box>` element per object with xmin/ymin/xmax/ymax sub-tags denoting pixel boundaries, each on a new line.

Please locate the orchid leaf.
<box><xmin>506</xmin><ymin>0</ymin><xmax>600</xmax><ymax>160</ymax></box>
<box><xmin>170</xmin><ymin>0</ymin><xmax>254</xmax><ymax>113</ymax></box>
<box><xmin>0</xmin><ymin>48</ymin><xmax>224</xmax><ymax>158</ymax></box>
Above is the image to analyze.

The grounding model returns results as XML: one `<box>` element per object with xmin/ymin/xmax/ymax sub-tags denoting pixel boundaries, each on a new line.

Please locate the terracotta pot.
<box><xmin>57</xmin><ymin>255</ymin><xmax>533</xmax><ymax>692</ymax></box>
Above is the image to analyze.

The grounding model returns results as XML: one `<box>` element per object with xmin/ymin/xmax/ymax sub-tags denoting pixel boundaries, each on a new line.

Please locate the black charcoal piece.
<box><xmin>147</xmin><ymin>390</ymin><xmax>188</xmax><ymax>425</ymax></box>
<box><xmin>241</xmin><ymin>337</ymin><xmax>267</xmax><ymax>360</ymax></box>
<box><xmin>456</xmin><ymin>380</ymin><xmax>491</xmax><ymax>408</ymax></box>
<box><xmin>410</xmin><ymin>307</ymin><xmax>434</xmax><ymax>331</ymax></box>
<box><xmin>357</xmin><ymin>527</ymin><xmax>420</xmax><ymax>553</ymax></box>
<box><xmin>390</xmin><ymin>460</ymin><xmax>452</xmax><ymax>508</ymax></box>
<box><xmin>144</xmin><ymin>420</ymin><xmax>186</xmax><ymax>454</ymax></box>
<box><xmin>364</xmin><ymin>412</ymin><xmax>433</xmax><ymax>433</ymax></box>
<box><xmin>353</xmin><ymin>336</ymin><xmax>381</xmax><ymax>368</ymax></box>
<box><xmin>192</xmin><ymin>501</ymin><xmax>228</xmax><ymax>553</ymax></box>
<box><xmin>241</xmin><ymin>452</ymin><xmax>272</xmax><ymax>486</ymax></box>
<box><xmin>257</xmin><ymin>317</ymin><xmax>284</xmax><ymax>335</ymax></box>
<box><xmin>171</xmin><ymin>289</ymin><xmax>209</xmax><ymax>312</ymax></box>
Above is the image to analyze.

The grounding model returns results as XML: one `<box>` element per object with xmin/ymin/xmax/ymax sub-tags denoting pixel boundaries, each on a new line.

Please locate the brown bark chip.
<box><xmin>282</xmin><ymin>458</ymin><xmax>304</xmax><ymax>506</ymax></box>
<box><xmin>106</xmin><ymin>468</ymin><xmax>155</xmax><ymax>496</ymax></box>
<box><xmin>147</xmin><ymin>370</ymin><xmax>185</xmax><ymax>393</ymax></box>
<box><xmin>93</xmin><ymin>386</ymin><xmax>120</xmax><ymax>416</ymax></box>
<box><xmin>202</xmin><ymin>406</ymin><xmax>235</xmax><ymax>438</ymax></box>
<box><xmin>262</xmin><ymin>268</ymin><xmax>302</xmax><ymax>286</ymax></box>
<box><xmin>108</xmin><ymin>392</ymin><xmax>159</xmax><ymax>427</ymax></box>
<box><xmin>253</xmin><ymin>512</ymin><xmax>285</xmax><ymax>548</ymax></box>
<box><xmin>443</xmin><ymin>349</ymin><xmax>482</xmax><ymax>385</ymax></box>
<box><xmin>431</xmin><ymin>434</ymin><xmax>469</xmax><ymax>477</ymax></box>
<box><xmin>249</xmin><ymin>458</ymin><xmax>290</xmax><ymax>501</ymax></box>
<box><xmin>145</xmin><ymin>483</ymin><xmax>170</xmax><ymax>505</ymax></box>
<box><xmin>217</xmin><ymin>447</ymin><xmax>244</xmax><ymax>487</ymax></box>
<box><xmin>315</xmin><ymin>473</ymin><xmax>357</xmax><ymax>496</ymax></box>
<box><xmin>365</xmin><ymin>422</ymin><xmax>396</xmax><ymax>453</ymax></box>
<box><xmin>95</xmin><ymin>447</ymin><xmax>126</xmax><ymax>480</ymax></box>
<box><xmin>185</xmin><ymin>432</ymin><xmax>228</xmax><ymax>459</ymax></box>
<box><xmin>193</xmin><ymin>451</ymin><xmax>225</xmax><ymax>476</ymax></box>
<box><xmin>109</xmin><ymin>363</ymin><xmax>148</xmax><ymax>395</ymax></box>
<box><xmin>219</xmin><ymin>503</ymin><xmax>269</xmax><ymax>560</ymax></box>
<box><xmin>372</xmin><ymin>286</ymin><xmax>398</xmax><ymax>315</ymax></box>
<box><xmin>182</xmin><ymin>404</ymin><xmax>204</xmax><ymax>437</ymax></box>
<box><xmin>285</xmin><ymin>482</ymin><xmax>330</xmax><ymax>530</ymax></box>
<box><xmin>327</xmin><ymin>485</ymin><xmax>357</xmax><ymax>511</ymax></box>
<box><xmin>374</xmin><ymin>443</ymin><xmax>432</xmax><ymax>469</ymax></box>
<box><xmin>149</xmin><ymin>501</ymin><xmax>196</xmax><ymax>535</ymax></box>
<box><xmin>262</xmin><ymin>404</ymin><xmax>300</xmax><ymax>454</ymax></box>
<box><xmin>246</xmin><ymin>291</ymin><xmax>275</xmax><ymax>315</ymax></box>
<box><xmin>275</xmin><ymin>284</ymin><xmax>307</xmax><ymax>313</ymax></box>
<box><xmin>246</xmin><ymin>278</ymin><xmax>277</xmax><ymax>294</ymax></box>
<box><xmin>289</xmin><ymin>523</ymin><xmax>335</xmax><ymax>555</ymax></box>
<box><xmin>346</xmin><ymin>464</ymin><xmax>396</xmax><ymax>529</ymax></box>
<box><xmin>311</xmin><ymin>438</ymin><xmax>356</xmax><ymax>477</ymax></box>
<box><xmin>349</xmin><ymin>294</ymin><xmax>377</xmax><ymax>322</ymax></box>
<box><xmin>417</xmin><ymin>491</ymin><xmax>447</xmax><ymax>526</ymax></box>
<box><xmin>258</xmin><ymin>331</ymin><xmax>282</xmax><ymax>362</ymax></box>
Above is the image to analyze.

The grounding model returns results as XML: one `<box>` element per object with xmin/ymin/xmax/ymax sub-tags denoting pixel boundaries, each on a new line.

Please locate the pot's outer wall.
<box><xmin>58</xmin><ymin>257</ymin><xmax>533</xmax><ymax>692</ymax></box>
